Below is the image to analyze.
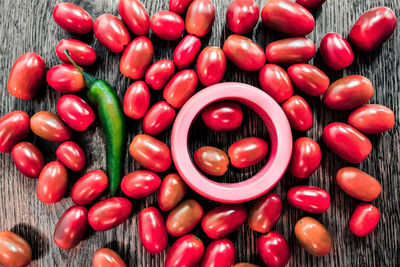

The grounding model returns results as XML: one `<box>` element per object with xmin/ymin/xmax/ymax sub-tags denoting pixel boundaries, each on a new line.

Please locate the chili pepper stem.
<box><xmin>64</xmin><ymin>49</ymin><xmax>96</xmax><ymax>88</ymax></box>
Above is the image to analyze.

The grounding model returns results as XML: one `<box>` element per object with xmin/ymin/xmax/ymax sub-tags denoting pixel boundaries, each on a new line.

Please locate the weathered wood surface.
<box><xmin>0</xmin><ymin>0</ymin><xmax>399</xmax><ymax>266</ymax></box>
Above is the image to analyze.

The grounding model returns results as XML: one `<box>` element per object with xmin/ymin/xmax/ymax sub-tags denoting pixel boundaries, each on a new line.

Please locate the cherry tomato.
<box><xmin>36</xmin><ymin>161</ymin><xmax>68</xmax><ymax>204</ymax></box>
<box><xmin>259</xmin><ymin>64</ymin><xmax>293</xmax><ymax>103</ymax></box>
<box><xmin>348</xmin><ymin>104</ymin><xmax>395</xmax><ymax>134</ymax></box>
<box><xmin>31</xmin><ymin>111</ymin><xmax>71</xmax><ymax>142</ymax></box>
<box><xmin>118</xmin><ymin>0</ymin><xmax>150</xmax><ymax>35</ymax></box>
<box><xmin>170</xmin><ymin>0</ymin><xmax>194</xmax><ymax>14</ymax></box>
<box><xmin>194</xmin><ymin>146</ymin><xmax>229</xmax><ymax>176</ymax></box>
<box><xmin>56</xmin><ymin>39</ymin><xmax>97</xmax><ymax>66</ymax></box>
<box><xmin>228</xmin><ymin>137</ymin><xmax>268</xmax><ymax>168</ymax></box>
<box><xmin>287</xmin><ymin>64</ymin><xmax>330</xmax><ymax>96</ymax></box>
<box><xmin>202</xmin><ymin>204</ymin><xmax>247</xmax><ymax>239</ymax></box>
<box><xmin>223</xmin><ymin>34</ymin><xmax>266</xmax><ymax>71</ymax></box>
<box><xmin>163</xmin><ymin>69</ymin><xmax>198</xmax><ymax>108</ymax></box>
<box><xmin>166</xmin><ymin>199</ymin><xmax>204</xmax><ymax>236</ymax></box>
<box><xmin>200</xmin><ymin>239</ymin><xmax>235</xmax><ymax>267</ymax></box>
<box><xmin>93</xmin><ymin>248</ymin><xmax>127</xmax><ymax>267</ymax></box>
<box><xmin>150</xmin><ymin>11</ymin><xmax>184</xmax><ymax>40</ymax></box>
<box><xmin>54</xmin><ymin>206</ymin><xmax>88</xmax><ymax>250</ymax></box>
<box><xmin>323</xmin><ymin>122</ymin><xmax>372</xmax><ymax>163</ymax></box>
<box><xmin>247</xmin><ymin>192</ymin><xmax>282</xmax><ymax>234</ymax></box>
<box><xmin>320</xmin><ymin>33</ymin><xmax>354</xmax><ymax>71</ymax></box>
<box><xmin>349</xmin><ymin>7</ymin><xmax>397</xmax><ymax>52</ymax></box>
<box><xmin>234</xmin><ymin>264</ymin><xmax>261</xmax><ymax>267</ymax></box>
<box><xmin>0</xmin><ymin>111</ymin><xmax>30</xmax><ymax>153</ymax></box>
<box><xmin>53</xmin><ymin>3</ymin><xmax>92</xmax><ymax>34</ymax></box>
<box><xmin>46</xmin><ymin>64</ymin><xmax>85</xmax><ymax>93</ymax></box>
<box><xmin>88</xmin><ymin>197</ymin><xmax>132</xmax><ymax>231</ymax></box>
<box><xmin>12</xmin><ymin>142</ymin><xmax>44</xmax><ymax>178</ymax></box>
<box><xmin>56</xmin><ymin>141</ymin><xmax>86</xmax><ymax>171</ymax></box>
<box><xmin>142</xmin><ymin>101</ymin><xmax>176</xmax><ymax>135</ymax></box>
<box><xmin>287</xmin><ymin>185</ymin><xmax>330</xmax><ymax>214</ymax></box>
<box><xmin>196</xmin><ymin>47</ymin><xmax>227</xmax><ymax>86</ymax></box>
<box><xmin>202</xmin><ymin>102</ymin><xmax>243</xmax><ymax>131</ymax></box>
<box><xmin>56</xmin><ymin>94</ymin><xmax>95</xmax><ymax>131</ymax></box>
<box><xmin>265</xmin><ymin>37</ymin><xmax>316</xmax><ymax>64</ymax></box>
<box><xmin>129</xmin><ymin>134</ymin><xmax>172</xmax><ymax>172</ymax></box>
<box><xmin>121</xmin><ymin>170</ymin><xmax>161</xmax><ymax>198</ymax></box>
<box><xmin>295</xmin><ymin>0</ymin><xmax>326</xmax><ymax>11</ymax></box>
<box><xmin>145</xmin><ymin>59</ymin><xmax>175</xmax><ymax>90</ymax></box>
<box><xmin>120</xmin><ymin>36</ymin><xmax>154</xmax><ymax>79</ymax></box>
<box><xmin>139</xmin><ymin>207</ymin><xmax>168</xmax><ymax>254</ymax></box>
<box><xmin>336</xmin><ymin>167</ymin><xmax>381</xmax><ymax>202</ymax></box>
<box><xmin>123</xmin><ymin>81</ymin><xmax>150</xmax><ymax>119</ymax></box>
<box><xmin>165</xmin><ymin>235</ymin><xmax>204</xmax><ymax>267</ymax></box>
<box><xmin>8</xmin><ymin>53</ymin><xmax>45</xmax><ymax>100</ymax></box>
<box><xmin>94</xmin><ymin>14</ymin><xmax>130</xmax><ymax>53</ymax></box>
<box><xmin>158</xmin><ymin>173</ymin><xmax>187</xmax><ymax>211</ymax></box>
<box><xmin>257</xmin><ymin>231</ymin><xmax>290</xmax><ymax>267</ymax></box>
<box><xmin>282</xmin><ymin>95</ymin><xmax>313</xmax><ymax>131</ymax></box>
<box><xmin>261</xmin><ymin>0</ymin><xmax>314</xmax><ymax>36</ymax></box>
<box><xmin>0</xmin><ymin>231</ymin><xmax>32</xmax><ymax>267</ymax></box>
<box><xmin>289</xmin><ymin>137</ymin><xmax>321</xmax><ymax>178</ymax></box>
<box><xmin>185</xmin><ymin>0</ymin><xmax>215</xmax><ymax>37</ymax></box>
<box><xmin>173</xmin><ymin>35</ymin><xmax>202</xmax><ymax>69</ymax></box>
<box><xmin>71</xmin><ymin>170</ymin><xmax>108</xmax><ymax>205</ymax></box>
<box><xmin>294</xmin><ymin>217</ymin><xmax>332</xmax><ymax>256</ymax></box>
<box><xmin>349</xmin><ymin>203</ymin><xmax>380</xmax><ymax>237</ymax></box>
<box><xmin>226</xmin><ymin>0</ymin><xmax>259</xmax><ymax>34</ymax></box>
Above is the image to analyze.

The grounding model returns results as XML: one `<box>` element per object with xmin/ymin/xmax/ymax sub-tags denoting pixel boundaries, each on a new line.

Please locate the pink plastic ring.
<box><xmin>171</xmin><ymin>82</ymin><xmax>292</xmax><ymax>203</ymax></box>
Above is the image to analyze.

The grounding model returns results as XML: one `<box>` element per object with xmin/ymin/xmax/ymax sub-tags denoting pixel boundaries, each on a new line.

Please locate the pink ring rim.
<box><xmin>171</xmin><ymin>82</ymin><xmax>293</xmax><ymax>203</ymax></box>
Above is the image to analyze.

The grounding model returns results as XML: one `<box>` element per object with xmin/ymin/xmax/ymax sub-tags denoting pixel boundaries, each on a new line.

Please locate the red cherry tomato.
<box><xmin>194</xmin><ymin>146</ymin><xmax>229</xmax><ymax>176</ymax></box>
<box><xmin>56</xmin><ymin>141</ymin><xmax>86</xmax><ymax>171</ymax></box>
<box><xmin>349</xmin><ymin>203</ymin><xmax>380</xmax><ymax>237</ymax></box>
<box><xmin>196</xmin><ymin>47</ymin><xmax>227</xmax><ymax>86</ymax></box>
<box><xmin>259</xmin><ymin>64</ymin><xmax>293</xmax><ymax>103</ymax></box>
<box><xmin>287</xmin><ymin>64</ymin><xmax>330</xmax><ymax>96</ymax></box>
<box><xmin>94</xmin><ymin>14</ymin><xmax>131</xmax><ymax>53</ymax></box>
<box><xmin>143</xmin><ymin>101</ymin><xmax>176</xmax><ymax>135</ymax></box>
<box><xmin>201</xmin><ymin>204</ymin><xmax>247</xmax><ymax>239</ymax></box>
<box><xmin>46</xmin><ymin>64</ymin><xmax>85</xmax><ymax>93</ymax></box>
<box><xmin>120</xmin><ymin>36</ymin><xmax>154</xmax><ymax>79</ymax></box>
<box><xmin>31</xmin><ymin>111</ymin><xmax>71</xmax><ymax>142</ymax></box>
<box><xmin>320</xmin><ymin>33</ymin><xmax>354</xmax><ymax>71</ymax></box>
<box><xmin>36</xmin><ymin>161</ymin><xmax>68</xmax><ymax>204</ymax></box>
<box><xmin>173</xmin><ymin>35</ymin><xmax>202</xmax><ymax>69</ymax></box>
<box><xmin>348</xmin><ymin>104</ymin><xmax>395</xmax><ymax>134</ymax></box>
<box><xmin>265</xmin><ymin>37</ymin><xmax>316</xmax><ymax>64</ymax></box>
<box><xmin>282</xmin><ymin>95</ymin><xmax>313</xmax><ymax>131</ymax></box>
<box><xmin>129</xmin><ymin>134</ymin><xmax>172</xmax><ymax>172</ymax></box>
<box><xmin>0</xmin><ymin>111</ymin><xmax>30</xmax><ymax>153</ymax></box>
<box><xmin>118</xmin><ymin>0</ymin><xmax>150</xmax><ymax>36</ymax></box>
<box><xmin>257</xmin><ymin>231</ymin><xmax>290</xmax><ymax>267</ymax></box>
<box><xmin>294</xmin><ymin>217</ymin><xmax>331</xmax><ymax>256</ymax></box>
<box><xmin>289</xmin><ymin>137</ymin><xmax>321</xmax><ymax>178</ymax></box>
<box><xmin>0</xmin><ymin>231</ymin><xmax>32</xmax><ymax>267</ymax></box>
<box><xmin>163</xmin><ymin>69</ymin><xmax>198</xmax><ymax>108</ymax></box>
<box><xmin>158</xmin><ymin>173</ymin><xmax>187</xmax><ymax>212</ymax></box>
<box><xmin>71</xmin><ymin>170</ymin><xmax>108</xmax><ymax>205</ymax></box>
<box><xmin>56</xmin><ymin>94</ymin><xmax>95</xmax><ymax>131</ymax></box>
<box><xmin>165</xmin><ymin>235</ymin><xmax>204</xmax><ymax>267</ymax></box>
<box><xmin>201</xmin><ymin>102</ymin><xmax>243</xmax><ymax>131</ymax></box>
<box><xmin>185</xmin><ymin>0</ymin><xmax>215</xmax><ymax>37</ymax></box>
<box><xmin>169</xmin><ymin>0</ymin><xmax>194</xmax><ymax>14</ymax></box>
<box><xmin>247</xmin><ymin>192</ymin><xmax>282</xmax><ymax>234</ymax></box>
<box><xmin>12</xmin><ymin>142</ymin><xmax>44</xmax><ymax>178</ymax></box>
<box><xmin>166</xmin><ymin>199</ymin><xmax>204</xmax><ymax>236</ymax></box>
<box><xmin>53</xmin><ymin>3</ymin><xmax>93</xmax><ymax>34</ymax></box>
<box><xmin>226</xmin><ymin>0</ymin><xmax>259</xmax><ymax>34</ymax></box>
<box><xmin>8</xmin><ymin>53</ymin><xmax>45</xmax><ymax>100</ymax></box>
<box><xmin>56</xmin><ymin>39</ymin><xmax>97</xmax><ymax>66</ymax></box>
<box><xmin>145</xmin><ymin>59</ymin><xmax>175</xmax><ymax>90</ymax></box>
<box><xmin>123</xmin><ymin>81</ymin><xmax>150</xmax><ymax>119</ymax></box>
<box><xmin>121</xmin><ymin>170</ymin><xmax>161</xmax><ymax>198</ymax></box>
<box><xmin>228</xmin><ymin>137</ymin><xmax>268</xmax><ymax>168</ymax></box>
<box><xmin>200</xmin><ymin>239</ymin><xmax>235</xmax><ymax>267</ymax></box>
<box><xmin>93</xmin><ymin>248</ymin><xmax>127</xmax><ymax>267</ymax></box>
<box><xmin>287</xmin><ymin>185</ymin><xmax>330</xmax><ymax>214</ymax></box>
<box><xmin>295</xmin><ymin>0</ymin><xmax>326</xmax><ymax>11</ymax></box>
<box><xmin>139</xmin><ymin>207</ymin><xmax>168</xmax><ymax>254</ymax></box>
<box><xmin>150</xmin><ymin>11</ymin><xmax>184</xmax><ymax>40</ymax></box>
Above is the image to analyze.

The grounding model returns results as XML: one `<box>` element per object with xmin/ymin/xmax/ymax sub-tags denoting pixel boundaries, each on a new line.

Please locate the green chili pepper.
<box><xmin>64</xmin><ymin>50</ymin><xmax>125</xmax><ymax>196</ymax></box>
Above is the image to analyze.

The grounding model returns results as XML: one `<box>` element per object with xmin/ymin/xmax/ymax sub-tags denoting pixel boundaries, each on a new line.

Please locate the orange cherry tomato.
<box><xmin>185</xmin><ymin>0</ymin><xmax>215</xmax><ymax>37</ymax></box>
<box><xmin>93</xmin><ymin>248</ymin><xmax>127</xmax><ymax>267</ymax></box>
<box><xmin>194</xmin><ymin>146</ymin><xmax>229</xmax><ymax>176</ymax></box>
<box><xmin>46</xmin><ymin>64</ymin><xmax>85</xmax><ymax>93</ymax></box>
<box><xmin>30</xmin><ymin>111</ymin><xmax>72</xmax><ymax>142</ymax></box>
<box><xmin>0</xmin><ymin>231</ymin><xmax>32</xmax><ymax>267</ymax></box>
<box><xmin>348</xmin><ymin>104</ymin><xmax>395</xmax><ymax>134</ymax></box>
<box><xmin>166</xmin><ymin>199</ymin><xmax>204</xmax><ymax>236</ymax></box>
<box><xmin>157</xmin><ymin>173</ymin><xmax>187</xmax><ymax>211</ymax></box>
<box><xmin>120</xmin><ymin>36</ymin><xmax>154</xmax><ymax>79</ymax></box>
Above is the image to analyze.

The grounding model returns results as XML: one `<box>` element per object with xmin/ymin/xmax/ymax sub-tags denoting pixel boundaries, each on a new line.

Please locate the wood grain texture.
<box><xmin>0</xmin><ymin>0</ymin><xmax>399</xmax><ymax>266</ymax></box>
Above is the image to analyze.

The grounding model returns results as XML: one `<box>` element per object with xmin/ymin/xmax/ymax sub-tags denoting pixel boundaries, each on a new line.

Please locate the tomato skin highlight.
<box><xmin>228</xmin><ymin>137</ymin><xmax>268</xmax><ymax>168</ymax></box>
<box><xmin>118</xmin><ymin>0</ymin><xmax>150</xmax><ymax>36</ymax></box>
<box><xmin>0</xmin><ymin>231</ymin><xmax>32</xmax><ymax>267</ymax></box>
<box><xmin>53</xmin><ymin>3</ymin><xmax>93</xmax><ymax>34</ymax></box>
<box><xmin>226</xmin><ymin>0</ymin><xmax>259</xmax><ymax>34</ymax></box>
<box><xmin>139</xmin><ymin>207</ymin><xmax>168</xmax><ymax>254</ymax></box>
<box><xmin>259</xmin><ymin>64</ymin><xmax>293</xmax><ymax>103</ymax></box>
<box><xmin>247</xmin><ymin>192</ymin><xmax>282</xmax><ymax>234</ymax></box>
<box><xmin>287</xmin><ymin>63</ymin><xmax>330</xmax><ymax>96</ymax></box>
<box><xmin>158</xmin><ymin>173</ymin><xmax>187</xmax><ymax>212</ymax></box>
<box><xmin>71</xmin><ymin>170</ymin><xmax>108</xmax><ymax>205</ymax></box>
<box><xmin>123</xmin><ymin>81</ymin><xmax>151</xmax><ymax>119</ymax></box>
<box><xmin>0</xmin><ymin>111</ymin><xmax>30</xmax><ymax>153</ymax></box>
<box><xmin>120</xmin><ymin>37</ymin><xmax>154</xmax><ymax>79</ymax></box>
<box><xmin>185</xmin><ymin>0</ymin><xmax>215</xmax><ymax>37</ymax></box>
<box><xmin>121</xmin><ymin>170</ymin><xmax>161</xmax><ymax>198</ymax></box>
<box><xmin>349</xmin><ymin>203</ymin><xmax>380</xmax><ymax>237</ymax></box>
<box><xmin>320</xmin><ymin>32</ymin><xmax>354</xmax><ymax>71</ymax></box>
<box><xmin>12</xmin><ymin>142</ymin><xmax>45</xmax><ymax>178</ymax></box>
<box><xmin>94</xmin><ymin>14</ymin><xmax>131</xmax><ymax>53</ymax></box>
<box><xmin>173</xmin><ymin>35</ymin><xmax>202</xmax><ymax>69</ymax></box>
<box><xmin>287</xmin><ymin>185</ymin><xmax>330</xmax><ymax>214</ymax></box>
<box><xmin>56</xmin><ymin>141</ymin><xmax>86</xmax><ymax>171</ymax></box>
<box><xmin>200</xmin><ymin>239</ymin><xmax>235</xmax><ymax>267</ymax></box>
<box><xmin>257</xmin><ymin>231</ymin><xmax>290</xmax><ymax>267</ymax></box>
<box><xmin>93</xmin><ymin>248</ymin><xmax>127</xmax><ymax>267</ymax></box>
<box><xmin>194</xmin><ymin>146</ymin><xmax>229</xmax><ymax>176</ymax></box>
<box><xmin>36</xmin><ymin>161</ymin><xmax>68</xmax><ymax>204</ymax></box>
<box><xmin>289</xmin><ymin>137</ymin><xmax>321</xmax><ymax>178</ymax></box>
<box><xmin>348</xmin><ymin>104</ymin><xmax>395</xmax><ymax>134</ymax></box>
<box><xmin>165</xmin><ymin>235</ymin><xmax>205</xmax><ymax>267</ymax></box>
<box><xmin>265</xmin><ymin>37</ymin><xmax>316</xmax><ymax>64</ymax></box>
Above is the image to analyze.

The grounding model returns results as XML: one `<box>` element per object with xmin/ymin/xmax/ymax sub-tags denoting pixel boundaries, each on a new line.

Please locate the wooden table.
<box><xmin>0</xmin><ymin>0</ymin><xmax>399</xmax><ymax>266</ymax></box>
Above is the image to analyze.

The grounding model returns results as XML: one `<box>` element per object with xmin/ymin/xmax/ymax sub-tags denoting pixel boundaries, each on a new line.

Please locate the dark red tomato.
<box><xmin>158</xmin><ymin>173</ymin><xmax>187</xmax><ymax>211</ymax></box>
<box><xmin>57</xmin><ymin>94</ymin><xmax>95</xmax><ymax>131</ymax></box>
<box><xmin>56</xmin><ymin>39</ymin><xmax>97</xmax><ymax>66</ymax></box>
<box><xmin>173</xmin><ymin>35</ymin><xmax>202</xmax><ymax>69</ymax></box>
<box><xmin>202</xmin><ymin>102</ymin><xmax>243</xmax><ymax>131</ymax></box>
<box><xmin>348</xmin><ymin>104</ymin><xmax>395</xmax><ymax>134</ymax></box>
<box><xmin>223</xmin><ymin>34</ymin><xmax>266</xmax><ymax>71</ymax></box>
<box><xmin>163</xmin><ymin>69</ymin><xmax>198</xmax><ymax>108</ymax></box>
<box><xmin>36</xmin><ymin>161</ymin><xmax>68</xmax><ymax>204</ymax></box>
<box><xmin>336</xmin><ymin>167</ymin><xmax>381</xmax><ymax>202</ymax></box>
<box><xmin>123</xmin><ymin>81</ymin><xmax>150</xmax><ymax>119</ymax></box>
<box><xmin>226</xmin><ymin>0</ymin><xmax>259</xmax><ymax>34</ymax></box>
<box><xmin>349</xmin><ymin>7</ymin><xmax>397</xmax><ymax>52</ymax></box>
<box><xmin>165</xmin><ymin>235</ymin><xmax>204</xmax><ymax>267</ymax></box>
<box><xmin>53</xmin><ymin>3</ymin><xmax>93</xmax><ymax>34</ymax></box>
<box><xmin>247</xmin><ymin>192</ymin><xmax>282</xmax><ymax>234</ymax></box>
<box><xmin>169</xmin><ymin>0</ymin><xmax>193</xmax><ymax>14</ymax></box>
<box><xmin>185</xmin><ymin>0</ymin><xmax>215</xmax><ymax>37</ymax></box>
<box><xmin>282</xmin><ymin>95</ymin><xmax>313</xmax><ymax>132</ymax></box>
<box><xmin>139</xmin><ymin>207</ymin><xmax>168</xmax><ymax>254</ymax></box>
<box><xmin>120</xmin><ymin>36</ymin><xmax>154</xmax><ymax>79</ymax></box>
<box><xmin>193</xmin><ymin>146</ymin><xmax>229</xmax><ymax>176</ymax></box>
<box><xmin>349</xmin><ymin>203</ymin><xmax>380</xmax><ymax>237</ymax></box>
<box><xmin>200</xmin><ymin>239</ymin><xmax>235</xmax><ymax>267</ymax></box>
<box><xmin>0</xmin><ymin>231</ymin><xmax>32</xmax><ymax>267</ymax></box>
<box><xmin>201</xmin><ymin>204</ymin><xmax>247</xmax><ymax>239</ymax></box>
<box><xmin>322</xmin><ymin>122</ymin><xmax>372</xmax><ymax>164</ymax></box>
<box><xmin>0</xmin><ymin>111</ymin><xmax>30</xmax><ymax>153</ymax></box>
<box><xmin>234</xmin><ymin>264</ymin><xmax>261</xmax><ymax>267</ymax></box>
<box><xmin>129</xmin><ymin>134</ymin><xmax>172</xmax><ymax>172</ymax></box>
<box><xmin>261</xmin><ymin>0</ymin><xmax>314</xmax><ymax>36</ymax></box>
<box><xmin>287</xmin><ymin>186</ymin><xmax>330</xmax><ymax>213</ymax></box>
<box><xmin>228</xmin><ymin>137</ymin><xmax>268</xmax><ymax>168</ymax></box>
<box><xmin>265</xmin><ymin>37</ymin><xmax>316</xmax><ymax>64</ymax></box>
<box><xmin>289</xmin><ymin>137</ymin><xmax>321</xmax><ymax>178</ymax></box>
<box><xmin>142</xmin><ymin>101</ymin><xmax>176</xmax><ymax>135</ymax></box>
<box><xmin>71</xmin><ymin>170</ymin><xmax>108</xmax><ymax>205</ymax></box>
<box><xmin>150</xmin><ymin>11</ymin><xmax>184</xmax><ymax>40</ymax></box>
<box><xmin>56</xmin><ymin>141</ymin><xmax>86</xmax><ymax>171</ymax></box>
<box><xmin>295</xmin><ymin>0</ymin><xmax>326</xmax><ymax>11</ymax></box>
<box><xmin>118</xmin><ymin>0</ymin><xmax>150</xmax><ymax>36</ymax></box>
<box><xmin>259</xmin><ymin>64</ymin><xmax>293</xmax><ymax>103</ymax></box>
<box><xmin>54</xmin><ymin>206</ymin><xmax>88</xmax><ymax>250</ymax></box>
<box><xmin>93</xmin><ymin>248</ymin><xmax>127</xmax><ymax>267</ymax></box>
<box><xmin>94</xmin><ymin>14</ymin><xmax>130</xmax><ymax>53</ymax></box>
<box><xmin>287</xmin><ymin>64</ymin><xmax>330</xmax><ymax>96</ymax></box>
<box><xmin>46</xmin><ymin>64</ymin><xmax>85</xmax><ymax>93</ymax></box>
<box><xmin>196</xmin><ymin>47</ymin><xmax>227</xmax><ymax>86</ymax></box>
<box><xmin>257</xmin><ymin>231</ymin><xmax>290</xmax><ymax>267</ymax></box>
<box><xmin>121</xmin><ymin>170</ymin><xmax>161</xmax><ymax>198</ymax></box>
<box><xmin>12</xmin><ymin>142</ymin><xmax>44</xmax><ymax>178</ymax></box>
<box><xmin>31</xmin><ymin>111</ymin><xmax>71</xmax><ymax>142</ymax></box>
<box><xmin>8</xmin><ymin>53</ymin><xmax>45</xmax><ymax>100</ymax></box>
<box><xmin>166</xmin><ymin>199</ymin><xmax>204</xmax><ymax>236</ymax></box>
<box><xmin>145</xmin><ymin>59</ymin><xmax>175</xmax><ymax>90</ymax></box>
<box><xmin>88</xmin><ymin>197</ymin><xmax>132</xmax><ymax>231</ymax></box>
<box><xmin>320</xmin><ymin>33</ymin><xmax>354</xmax><ymax>71</ymax></box>
<box><xmin>294</xmin><ymin>217</ymin><xmax>331</xmax><ymax>256</ymax></box>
